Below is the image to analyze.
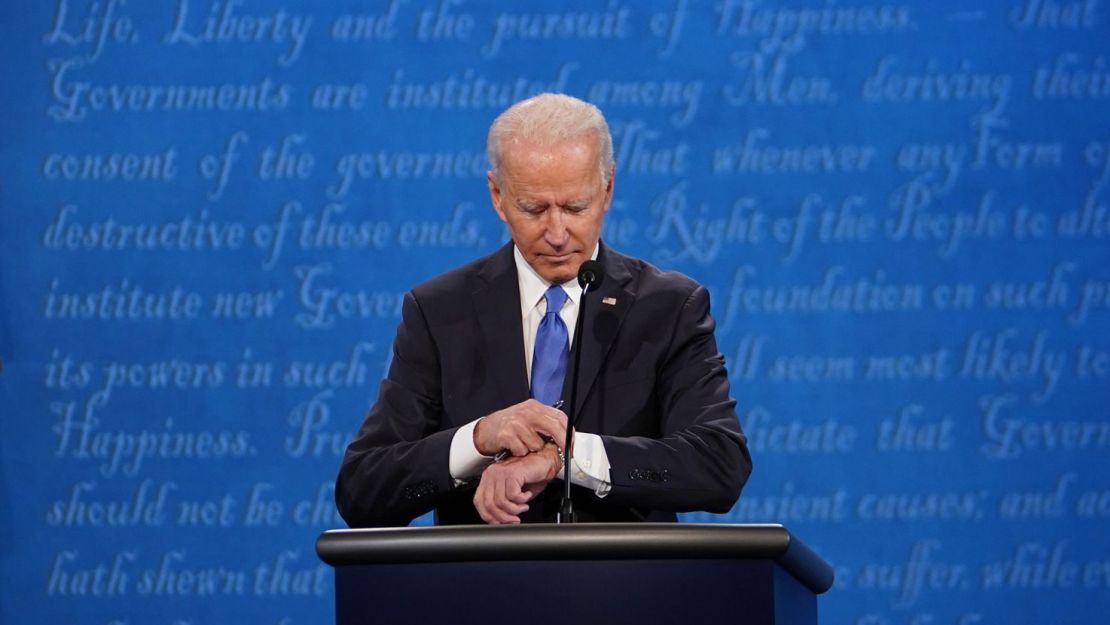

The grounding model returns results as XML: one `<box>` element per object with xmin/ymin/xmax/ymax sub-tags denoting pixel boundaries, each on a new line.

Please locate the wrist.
<box><xmin>543</xmin><ymin>442</ymin><xmax>564</xmax><ymax>478</ymax></box>
<box><xmin>472</xmin><ymin>417</ymin><xmax>492</xmax><ymax>456</ymax></box>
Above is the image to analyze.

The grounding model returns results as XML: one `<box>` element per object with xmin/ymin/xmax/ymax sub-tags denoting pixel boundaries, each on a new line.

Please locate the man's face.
<box><xmin>488</xmin><ymin>133</ymin><xmax>613</xmax><ymax>284</ymax></box>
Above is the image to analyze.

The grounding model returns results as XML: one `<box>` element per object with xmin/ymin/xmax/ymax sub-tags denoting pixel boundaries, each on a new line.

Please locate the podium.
<box><xmin>316</xmin><ymin>523</ymin><xmax>833</xmax><ymax>625</ymax></box>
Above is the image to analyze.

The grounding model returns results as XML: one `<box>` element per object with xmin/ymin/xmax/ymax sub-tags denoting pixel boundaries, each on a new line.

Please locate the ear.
<box><xmin>602</xmin><ymin>163</ymin><xmax>615</xmax><ymax>213</ymax></box>
<box><xmin>488</xmin><ymin>171</ymin><xmax>507</xmax><ymax>222</ymax></box>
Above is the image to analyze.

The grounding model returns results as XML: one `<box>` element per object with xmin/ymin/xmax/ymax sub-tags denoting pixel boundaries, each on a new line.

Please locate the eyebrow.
<box><xmin>562</xmin><ymin>198</ymin><xmax>592</xmax><ymax>210</ymax></box>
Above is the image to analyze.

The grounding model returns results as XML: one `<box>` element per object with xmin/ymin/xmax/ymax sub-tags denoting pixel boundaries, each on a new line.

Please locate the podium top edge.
<box><xmin>315</xmin><ymin>523</ymin><xmax>833</xmax><ymax>594</ymax></box>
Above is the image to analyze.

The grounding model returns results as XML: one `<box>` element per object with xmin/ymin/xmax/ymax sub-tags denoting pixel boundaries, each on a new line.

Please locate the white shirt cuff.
<box><xmin>450</xmin><ymin>421</ymin><xmax>611</xmax><ymax>497</ymax></box>
<box><xmin>568</xmin><ymin>432</ymin><xmax>612</xmax><ymax>498</ymax></box>
<box><xmin>449</xmin><ymin>419</ymin><xmax>492</xmax><ymax>483</ymax></box>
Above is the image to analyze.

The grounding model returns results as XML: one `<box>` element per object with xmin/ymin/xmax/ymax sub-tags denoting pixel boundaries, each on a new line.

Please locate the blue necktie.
<box><xmin>531</xmin><ymin>285</ymin><xmax>569</xmax><ymax>405</ymax></box>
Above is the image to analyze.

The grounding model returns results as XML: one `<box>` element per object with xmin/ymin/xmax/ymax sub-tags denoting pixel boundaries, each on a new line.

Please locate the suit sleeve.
<box><xmin>599</xmin><ymin>285</ymin><xmax>752</xmax><ymax>513</ymax></box>
<box><xmin>335</xmin><ymin>291</ymin><xmax>461</xmax><ymax>527</ymax></box>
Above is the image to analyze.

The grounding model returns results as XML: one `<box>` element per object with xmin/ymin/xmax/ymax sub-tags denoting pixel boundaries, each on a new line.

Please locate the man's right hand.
<box><xmin>474</xmin><ymin>443</ymin><xmax>563</xmax><ymax>524</ymax></box>
<box><xmin>473</xmin><ymin>399</ymin><xmax>568</xmax><ymax>458</ymax></box>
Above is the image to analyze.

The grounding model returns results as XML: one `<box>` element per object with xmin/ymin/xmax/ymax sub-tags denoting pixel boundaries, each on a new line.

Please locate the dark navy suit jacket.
<box><xmin>336</xmin><ymin>242</ymin><xmax>752</xmax><ymax>526</ymax></box>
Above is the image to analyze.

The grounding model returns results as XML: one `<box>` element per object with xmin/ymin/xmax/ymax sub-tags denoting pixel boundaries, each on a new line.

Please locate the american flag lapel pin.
<box><xmin>602</xmin><ymin>297</ymin><xmax>617</xmax><ymax>306</ymax></box>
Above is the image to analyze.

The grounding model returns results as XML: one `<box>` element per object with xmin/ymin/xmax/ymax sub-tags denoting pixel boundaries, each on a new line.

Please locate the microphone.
<box><xmin>558</xmin><ymin>260</ymin><xmax>605</xmax><ymax>524</ymax></box>
<box><xmin>577</xmin><ymin>260</ymin><xmax>605</xmax><ymax>290</ymax></box>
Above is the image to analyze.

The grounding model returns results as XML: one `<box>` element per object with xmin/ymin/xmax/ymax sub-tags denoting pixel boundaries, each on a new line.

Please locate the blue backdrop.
<box><xmin>2</xmin><ymin>1</ymin><xmax>1109</xmax><ymax>624</ymax></box>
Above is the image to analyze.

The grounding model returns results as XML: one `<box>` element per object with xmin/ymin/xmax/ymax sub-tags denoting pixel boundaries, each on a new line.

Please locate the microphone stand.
<box><xmin>558</xmin><ymin>278</ymin><xmax>596</xmax><ymax>524</ymax></box>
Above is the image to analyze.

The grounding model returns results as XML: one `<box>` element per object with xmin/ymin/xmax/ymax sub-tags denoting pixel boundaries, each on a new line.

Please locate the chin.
<box><xmin>541</xmin><ymin>268</ymin><xmax>576</xmax><ymax>284</ymax></box>
<box><xmin>541</xmin><ymin>270</ymin><xmax>575</xmax><ymax>284</ymax></box>
<box><xmin>534</xmin><ymin>255</ymin><xmax>579</xmax><ymax>283</ymax></box>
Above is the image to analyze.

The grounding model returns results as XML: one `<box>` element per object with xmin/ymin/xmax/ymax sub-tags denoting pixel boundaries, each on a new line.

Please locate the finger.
<box><xmin>479</xmin><ymin>477</ymin><xmax>507</xmax><ymax>525</ymax></box>
<box><xmin>508</xmin><ymin>409</ymin><xmax>563</xmax><ymax>447</ymax></box>
<box><xmin>493</xmin><ymin>478</ymin><xmax>527</xmax><ymax>521</ymax></box>
<box><xmin>496</xmin><ymin>476</ymin><xmax>528</xmax><ymax>513</ymax></box>
<box><xmin>500</xmin><ymin>500</ymin><xmax>528</xmax><ymax>520</ymax></box>
<box><xmin>493</xmin><ymin>510</ymin><xmax>520</xmax><ymax>525</ymax></box>
<box><xmin>479</xmin><ymin>468</ymin><xmax>513</xmax><ymax>523</ymax></box>
<box><xmin>545</xmin><ymin>405</ymin><xmax>568</xmax><ymax>424</ymax></box>
<box><xmin>482</xmin><ymin>477</ymin><xmax>504</xmax><ymax>522</ymax></box>
<box><xmin>506</xmin><ymin>476</ymin><xmax>529</xmax><ymax>504</ymax></box>
<box><xmin>500</xmin><ymin>499</ymin><xmax>528</xmax><ymax>518</ymax></box>
<box><xmin>539</xmin><ymin>413</ymin><xmax>568</xmax><ymax>442</ymax></box>
<box><xmin>492</xmin><ymin>474</ymin><xmax>514</xmax><ymax>520</ymax></box>
<box><xmin>521</xmin><ymin>400</ymin><xmax>561</xmax><ymax>422</ymax></box>
<box><xmin>528</xmin><ymin>423</ymin><xmax>564</xmax><ymax>448</ymax></box>
<box><xmin>506</xmin><ymin>438</ymin><xmax>529</xmax><ymax>457</ymax></box>
<box><xmin>474</xmin><ymin>486</ymin><xmax>494</xmax><ymax>524</ymax></box>
<box><xmin>547</xmin><ymin>425</ymin><xmax>568</xmax><ymax>448</ymax></box>
<box><xmin>521</xmin><ymin>482</ymin><xmax>545</xmax><ymax>501</ymax></box>
<box><xmin>514</xmin><ymin>422</ymin><xmax>545</xmax><ymax>453</ymax></box>
<box><xmin>522</xmin><ymin>430</ymin><xmax>545</xmax><ymax>453</ymax></box>
<box><xmin>493</xmin><ymin>471</ymin><xmax>507</xmax><ymax>503</ymax></box>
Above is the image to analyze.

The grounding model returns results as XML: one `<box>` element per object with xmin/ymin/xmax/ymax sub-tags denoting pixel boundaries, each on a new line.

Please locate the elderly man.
<box><xmin>336</xmin><ymin>93</ymin><xmax>751</xmax><ymax>526</ymax></box>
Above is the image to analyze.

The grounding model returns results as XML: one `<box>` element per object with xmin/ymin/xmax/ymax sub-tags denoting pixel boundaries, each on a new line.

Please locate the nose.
<box><xmin>544</xmin><ymin>209</ymin><xmax>569</xmax><ymax>248</ymax></box>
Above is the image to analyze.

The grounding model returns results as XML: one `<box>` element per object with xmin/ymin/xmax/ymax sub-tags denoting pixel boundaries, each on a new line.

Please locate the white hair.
<box><xmin>487</xmin><ymin>93</ymin><xmax>614</xmax><ymax>185</ymax></box>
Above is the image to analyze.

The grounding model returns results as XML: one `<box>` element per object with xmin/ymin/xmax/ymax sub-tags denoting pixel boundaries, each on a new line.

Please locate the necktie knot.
<box><xmin>544</xmin><ymin>285</ymin><xmax>568</xmax><ymax>316</ymax></box>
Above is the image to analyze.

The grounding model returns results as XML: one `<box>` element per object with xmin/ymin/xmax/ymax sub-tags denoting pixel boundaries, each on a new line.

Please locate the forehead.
<box><xmin>499</xmin><ymin>135</ymin><xmax>602</xmax><ymax>197</ymax></box>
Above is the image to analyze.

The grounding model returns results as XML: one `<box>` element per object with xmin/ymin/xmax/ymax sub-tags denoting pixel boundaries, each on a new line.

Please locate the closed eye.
<box><xmin>561</xmin><ymin>199</ymin><xmax>592</xmax><ymax>213</ymax></box>
<box><xmin>515</xmin><ymin>200</ymin><xmax>548</xmax><ymax>215</ymax></box>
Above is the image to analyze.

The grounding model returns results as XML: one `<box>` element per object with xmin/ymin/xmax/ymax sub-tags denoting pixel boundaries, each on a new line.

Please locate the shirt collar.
<box><xmin>513</xmin><ymin>244</ymin><xmax>600</xmax><ymax>313</ymax></box>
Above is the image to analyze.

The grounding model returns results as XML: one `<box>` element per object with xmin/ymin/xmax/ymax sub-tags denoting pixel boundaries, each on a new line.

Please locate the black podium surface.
<box><xmin>317</xmin><ymin>523</ymin><xmax>833</xmax><ymax>625</ymax></box>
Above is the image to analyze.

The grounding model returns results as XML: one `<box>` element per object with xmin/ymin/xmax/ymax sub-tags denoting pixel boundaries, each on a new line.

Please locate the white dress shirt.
<box><xmin>448</xmin><ymin>246</ymin><xmax>612</xmax><ymax>496</ymax></box>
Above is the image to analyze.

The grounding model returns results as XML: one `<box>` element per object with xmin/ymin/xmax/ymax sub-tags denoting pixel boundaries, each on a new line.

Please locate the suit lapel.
<box><xmin>565</xmin><ymin>243</ymin><xmax>636</xmax><ymax>421</ymax></box>
<box><xmin>472</xmin><ymin>244</ymin><xmax>531</xmax><ymax>406</ymax></box>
